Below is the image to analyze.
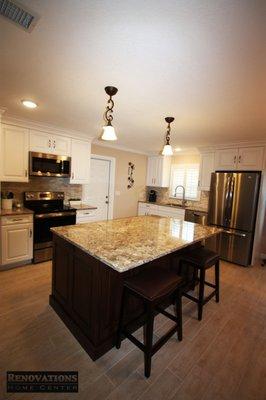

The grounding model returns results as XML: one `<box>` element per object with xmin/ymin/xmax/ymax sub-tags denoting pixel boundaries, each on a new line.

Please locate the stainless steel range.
<box><xmin>24</xmin><ymin>191</ymin><xmax>76</xmax><ymax>263</ymax></box>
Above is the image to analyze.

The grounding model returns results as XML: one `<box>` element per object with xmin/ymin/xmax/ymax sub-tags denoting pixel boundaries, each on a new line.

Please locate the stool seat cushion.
<box><xmin>124</xmin><ymin>269</ymin><xmax>183</xmax><ymax>301</ymax></box>
<box><xmin>181</xmin><ymin>247</ymin><xmax>219</xmax><ymax>268</ymax></box>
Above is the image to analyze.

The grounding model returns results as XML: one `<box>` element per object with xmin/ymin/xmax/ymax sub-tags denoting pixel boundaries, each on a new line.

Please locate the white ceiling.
<box><xmin>0</xmin><ymin>0</ymin><xmax>265</xmax><ymax>154</ymax></box>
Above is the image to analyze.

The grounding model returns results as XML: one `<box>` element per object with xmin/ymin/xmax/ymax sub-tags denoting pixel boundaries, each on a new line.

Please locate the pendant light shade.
<box><xmin>162</xmin><ymin>117</ymin><xmax>174</xmax><ymax>156</ymax></box>
<box><xmin>162</xmin><ymin>144</ymin><xmax>173</xmax><ymax>156</ymax></box>
<box><xmin>101</xmin><ymin>86</ymin><xmax>118</xmax><ymax>141</ymax></box>
<box><xmin>102</xmin><ymin>124</ymin><xmax>117</xmax><ymax>141</ymax></box>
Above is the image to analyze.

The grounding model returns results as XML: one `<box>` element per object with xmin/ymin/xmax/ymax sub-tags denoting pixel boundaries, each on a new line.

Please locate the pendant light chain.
<box><xmin>104</xmin><ymin>96</ymin><xmax>115</xmax><ymax>125</ymax></box>
<box><xmin>165</xmin><ymin>122</ymin><xmax>171</xmax><ymax>145</ymax></box>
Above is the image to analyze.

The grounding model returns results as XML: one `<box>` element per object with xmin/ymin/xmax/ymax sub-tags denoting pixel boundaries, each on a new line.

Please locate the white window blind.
<box><xmin>170</xmin><ymin>164</ymin><xmax>200</xmax><ymax>200</ymax></box>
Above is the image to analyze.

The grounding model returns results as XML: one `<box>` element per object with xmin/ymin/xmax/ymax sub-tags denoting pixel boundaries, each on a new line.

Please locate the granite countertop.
<box><xmin>0</xmin><ymin>207</ymin><xmax>34</xmax><ymax>216</ymax></box>
<box><xmin>138</xmin><ymin>201</ymin><xmax>208</xmax><ymax>213</ymax></box>
<box><xmin>73</xmin><ymin>204</ymin><xmax>97</xmax><ymax>211</ymax></box>
<box><xmin>51</xmin><ymin>215</ymin><xmax>221</xmax><ymax>273</ymax></box>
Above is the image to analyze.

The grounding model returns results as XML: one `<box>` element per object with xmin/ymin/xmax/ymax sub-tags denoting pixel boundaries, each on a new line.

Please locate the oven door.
<box><xmin>34</xmin><ymin>212</ymin><xmax>76</xmax><ymax>246</ymax></box>
<box><xmin>29</xmin><ymin>152</ymin><xmax>71</xmax><ymax>177</ymax></box>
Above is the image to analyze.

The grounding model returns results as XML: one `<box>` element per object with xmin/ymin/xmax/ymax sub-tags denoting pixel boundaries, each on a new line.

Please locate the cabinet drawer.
<box><xmin>76</xmin><ymin>209</ymin><xmax>96</xmax><ymax>218</ymax></box>
<box><xmin>1</xmin><ymin>214</ymin><xmax>33</xmax><ymax>226</ymax></box>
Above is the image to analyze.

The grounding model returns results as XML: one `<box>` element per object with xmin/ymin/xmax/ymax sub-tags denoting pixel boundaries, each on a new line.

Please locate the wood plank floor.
<box><xmin>0</xmin><ymin>260</ymin><xmax>265</xmax><ymax>400</ymax></box>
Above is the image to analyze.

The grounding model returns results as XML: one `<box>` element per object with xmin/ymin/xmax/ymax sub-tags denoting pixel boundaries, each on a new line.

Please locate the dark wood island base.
<box><xmin>49</xmin><ymin>217</ymin><xmax>221</xmax><ymax>360</ymax></box>
<box><xmin>49</xmin><ymin>234</ymin><xmax>186</xmax><ymax>360</ymax></box>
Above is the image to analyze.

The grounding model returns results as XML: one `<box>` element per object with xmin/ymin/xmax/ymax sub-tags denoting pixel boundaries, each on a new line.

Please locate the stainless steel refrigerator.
<box><xmin>207</xmin><ymin>171</ymin><xmax>261</xmax><ymax>266</ymax></box>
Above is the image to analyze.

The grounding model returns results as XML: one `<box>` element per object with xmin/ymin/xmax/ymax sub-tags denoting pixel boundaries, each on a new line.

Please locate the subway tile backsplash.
<box><xmin>1</xmin><ymin>177</ymin><xmax>82</xmax><ymax>204</ymax></box>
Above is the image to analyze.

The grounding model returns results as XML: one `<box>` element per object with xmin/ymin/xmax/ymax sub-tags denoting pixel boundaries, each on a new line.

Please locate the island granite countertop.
<box><xmin>51</xmin><ymin>215</ymin><xmax>221</xmax><ymax>273</ymax></box>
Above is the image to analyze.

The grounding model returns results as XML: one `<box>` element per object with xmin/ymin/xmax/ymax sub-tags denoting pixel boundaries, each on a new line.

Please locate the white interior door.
<box><xmin>83</xmin><ymin>157</ymin><xmax>111</xmax><ymax>221</ymax></box>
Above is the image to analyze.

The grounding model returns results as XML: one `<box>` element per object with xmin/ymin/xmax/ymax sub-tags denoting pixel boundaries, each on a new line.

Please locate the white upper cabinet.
<box><xmin>198</xmin><ymin>152</ymin><xmax>215</xmax><ymax>190</ymax></box>
<box><xmin>70</xmin><ymin>139</ymin><xmax>91</xmax><ymax>184</ymax></box>
<box><xmin>30</xmin><ymin>130</ymin><xmax>71</xmax><ymax>156</ymax></box>
<box><xmin>215</xmin><ymin>148</ymin><xmax>238</xmax><ymax>170</ymax></box>
<box><xmin>146</xmin><ymin>156</ymin><xmax>171</xmax><ymax>187</ymax></box>
<box><xmin>0</xmin><ymin>125</ymin><xmax>29</xmax><ymax>182</ymax></box>
<box><xmin>237</xmin><ymin>147</ymin><xmax>264</xmax><ymax>170</ymax></box>
<box><xmin>215</xmin><ymin>147</ymin><xmax>265</xmax><ymax>171</ymax></box>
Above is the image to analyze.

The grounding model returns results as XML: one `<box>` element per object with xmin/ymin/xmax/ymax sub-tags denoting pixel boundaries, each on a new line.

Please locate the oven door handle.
<box><xmin>35</xmin><ymin>212</ymin><xmax>76</xmax><ymax>219</ymax></box>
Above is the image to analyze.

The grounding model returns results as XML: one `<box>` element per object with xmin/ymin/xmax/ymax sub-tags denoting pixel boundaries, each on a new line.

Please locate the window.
<box><xmin>170</xmin><ymin>163</ymin><xmax>200</xmax><ymax>200</ymax></box>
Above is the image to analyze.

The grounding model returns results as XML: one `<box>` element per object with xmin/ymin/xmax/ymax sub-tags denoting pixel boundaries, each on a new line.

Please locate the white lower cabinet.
<box><xmin>138</xmin><ymin>203</ymin><xmax>185</xmax><ymax>219</ymax></box>
<box><xmin>76</xmin><ymin>209</ymin><xmax>98</xmax><ymax>223</ymax></box>
<box><xmin>0</xmin><ymin>214</ymin><xmax>33</xmax><ymax>266</ymax></box>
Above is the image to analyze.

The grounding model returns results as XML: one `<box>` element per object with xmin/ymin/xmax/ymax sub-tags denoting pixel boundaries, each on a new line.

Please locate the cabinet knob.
<box><xmin>48</xmin><ymin>139</ymin><xmax>51</xmax><ymax>148</ymax></box>
<box><xmin>53</xmin><ymin>140</ymin><xmax>56</xmax><ymax>149</ymax></box>
<box><xmin>238</xmin><ymin>155</ymin><xmax>241</xmax><ymax>163</ymax></box>
<box><xmin>234</xmin><ymin>155</ymin><xmax>237</xmax><ymax>163</ymax></box>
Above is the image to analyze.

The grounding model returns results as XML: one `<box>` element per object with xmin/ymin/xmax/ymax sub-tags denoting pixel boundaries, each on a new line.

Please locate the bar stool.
<box><xmin>180</xmin><ymin>247</ymin><xmax>220</xmax><ymax>321</ymax></box>
<box><xmin>116</xmin><ymin>268</ymin><xmax>183</xmax><ymax>378</ymax></box>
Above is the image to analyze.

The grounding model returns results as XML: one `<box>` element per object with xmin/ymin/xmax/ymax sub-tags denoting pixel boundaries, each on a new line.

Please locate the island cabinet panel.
<box><xmin>50</xmin><ymin>234</ymin><xmax>181</xmax><ymax>360</ymax></box>
<box><xmin>52</xmin><ymin>236</ymin><xmax>72</xmax><ymax>310</ymax></box>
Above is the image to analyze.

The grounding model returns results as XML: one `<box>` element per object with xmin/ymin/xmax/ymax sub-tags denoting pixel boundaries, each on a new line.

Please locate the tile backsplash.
<box><xmin>146</xmin><ymin>187</ymin><xmax>209</xmax><ymax>210</ymax></box>
<box><xmin>1</xmin><ymin>177</ymin><xmax>82</xmax><ymax>205</ymax></box>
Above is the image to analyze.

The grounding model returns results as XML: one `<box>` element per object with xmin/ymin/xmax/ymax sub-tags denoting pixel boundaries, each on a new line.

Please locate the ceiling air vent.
<box><xmin>0</xmin><ymin>0</ymin><xmax>38</xmax><ymax>31</ymax></box>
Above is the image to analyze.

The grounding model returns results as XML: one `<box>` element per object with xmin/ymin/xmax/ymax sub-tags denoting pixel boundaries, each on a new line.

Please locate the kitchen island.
<box><xmin>50</xmin><ymin>216</ymin><xmax>221</xmax><ymax>360</ymax></box>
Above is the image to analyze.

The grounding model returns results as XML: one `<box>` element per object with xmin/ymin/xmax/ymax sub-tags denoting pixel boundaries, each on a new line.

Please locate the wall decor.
<box><xmin>127</xmin><ymin>162</ymin><xmax>135</xmax><ymax>189</ymax></box>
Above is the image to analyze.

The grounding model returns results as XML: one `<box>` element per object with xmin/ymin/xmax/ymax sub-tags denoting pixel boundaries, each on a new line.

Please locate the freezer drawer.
<box><xmin>217</xmin><ymin>229</ymin><xmax>253</xmax><ymax>266</ymax></box>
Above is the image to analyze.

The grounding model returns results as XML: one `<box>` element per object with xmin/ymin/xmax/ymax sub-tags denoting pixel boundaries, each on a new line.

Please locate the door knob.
<box><xmin>105</xmin><ymin>201</ymin><xmax>109</xmax><ymax>204</ymax></box>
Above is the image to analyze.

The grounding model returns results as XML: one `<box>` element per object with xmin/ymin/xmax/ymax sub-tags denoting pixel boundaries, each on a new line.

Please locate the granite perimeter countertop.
<box><xmin>138</xmin><ymin>201</ymin><xmax>208</xmax><ymax>213</ymax></box>
<box><xmin>73</xmin><ymin>204</ymin><xmax>97</xmax><ymax>211</ymax></box>
<box><xmin>51</xmin><ymin>215</ymin><xmax>221</xmax><ymax>273</ymax></box>
<box><xmin>0</xmin><ymin>207</ymin><xmax>34</xmax><ymax>216</ymax></box>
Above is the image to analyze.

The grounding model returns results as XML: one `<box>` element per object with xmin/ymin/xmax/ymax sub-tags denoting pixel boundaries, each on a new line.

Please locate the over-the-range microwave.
<box><xmin>29</xmin><ymin>152</ymin><xmax>71</xmax><ymax>178</ymax></box>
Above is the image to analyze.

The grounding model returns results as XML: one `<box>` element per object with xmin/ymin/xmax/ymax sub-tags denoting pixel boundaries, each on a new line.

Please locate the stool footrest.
<box><xmin>123</xmin><ymin>330</ymin><xmax>145</xmax><ymax>352</ymax></box>
<box><xmin>203</xmin><ymin>290</ymin><xmax>217</xmax><ymax>305</ymax></box>
<box><xmin>152</xmin><ymin>325</ymin><xmax>178</xmax><ymax>356</ymax></box>
<box><xmin>183</xmin><ymin>292</ymin><xmax>198</xmax><ymax>303</ymax></box>
<box><xmin>204</xmin><ymin>281</ymin><xmax>216</xmax><ymax>289</ymax></box>
<box><xmin>156</xmin><ymin>307</ymin><xmax>178</xmax><ymax>323</ymax></box>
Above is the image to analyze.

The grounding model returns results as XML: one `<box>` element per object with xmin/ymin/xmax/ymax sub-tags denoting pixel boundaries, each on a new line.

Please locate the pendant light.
<box><xmin>162</xmin><ymin>117</ymin><xmax>174</xmax><ymax>156</ymax></box>
<box><xmin>101</xmin><ymin>86</ymin><xmax>118</xmax><ymax>141</ymax></box>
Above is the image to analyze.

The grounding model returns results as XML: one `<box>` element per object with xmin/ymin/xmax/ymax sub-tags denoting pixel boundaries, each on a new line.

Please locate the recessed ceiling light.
<box><xmin>21</xmin><ymin>100</ymin><xmax>38</xmax><ymax>109</ymax></box>
<box><xmin>175</xmin><ymin>147</ymin><xmax>182</xmax><ymax>152</ymax></box>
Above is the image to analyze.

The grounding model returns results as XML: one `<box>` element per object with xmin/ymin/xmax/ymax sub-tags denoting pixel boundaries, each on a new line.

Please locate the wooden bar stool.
<box><xmin>180</xmin><ymin>247</ymin><xmax>220</xmax><ymax>321</ymax></box>
<box><xmin>116</xmin><ymin>268</ymin><xmax>183</xmax><ymax>378</ymax></box>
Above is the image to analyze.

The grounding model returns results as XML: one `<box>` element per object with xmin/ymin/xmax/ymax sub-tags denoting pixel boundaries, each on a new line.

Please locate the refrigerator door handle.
<box><xmin>222</xmin><ymin>230</ymin><xmax>247</xmax><ymax>238</ymax></box>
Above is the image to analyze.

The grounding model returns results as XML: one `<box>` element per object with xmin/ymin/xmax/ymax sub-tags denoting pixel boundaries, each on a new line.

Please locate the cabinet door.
<box><xmin>199</xmin><ymin>152</ymin><xmax>215</xmax><ymax>190</ymax></box>
<box><xmin>70</xmin><ymin>139</ymin><xmax>91</xmax><ymax>184</ymax></box>
<box><xmin>146</xmin><ymin>157</ymin><xmax>156</xmax><ymax>186</ymax></box>
<box><xmin>238</xmin><ymin>147</ymin><xmax>264</xmax><ymax>170</ymax></box>
<box><xmin>215</xmin><ymin>149</ymin><xmax>238</xmax><ymax>171</ymax></box>
<box><xmin>1</xmin><ymin>223</ymin><xmax>33</xmax><ymax>265</ymax></box>
<box><xmin>30</xmin><ymin>130</ymin><xmax>53</xmax><ymax>153</ymax></box>
<box><xmin>138</xmin><ymin>203</ymin><xmax>147</xmax><ymax>216</ymax></box>
<box><xmin>146</xmin><ymin>156</ymin><xmax>171</xmax><ymax>187</ymax></box>
<box><xmin>0</xmin><ymin>125</ymin><xmax>29</xmax><ymax>182</ymax></box>
<box><xmin>52</xmin><ymin>134</ymin><xmax>71</xmax><ymax>156</ymax></box>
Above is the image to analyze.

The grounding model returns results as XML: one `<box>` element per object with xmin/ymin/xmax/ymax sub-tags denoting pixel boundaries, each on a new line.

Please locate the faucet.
<box><xmin>174</xmin><ymin>185</ymin><xmax>187</xmax><ymax>206</ymax></box>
